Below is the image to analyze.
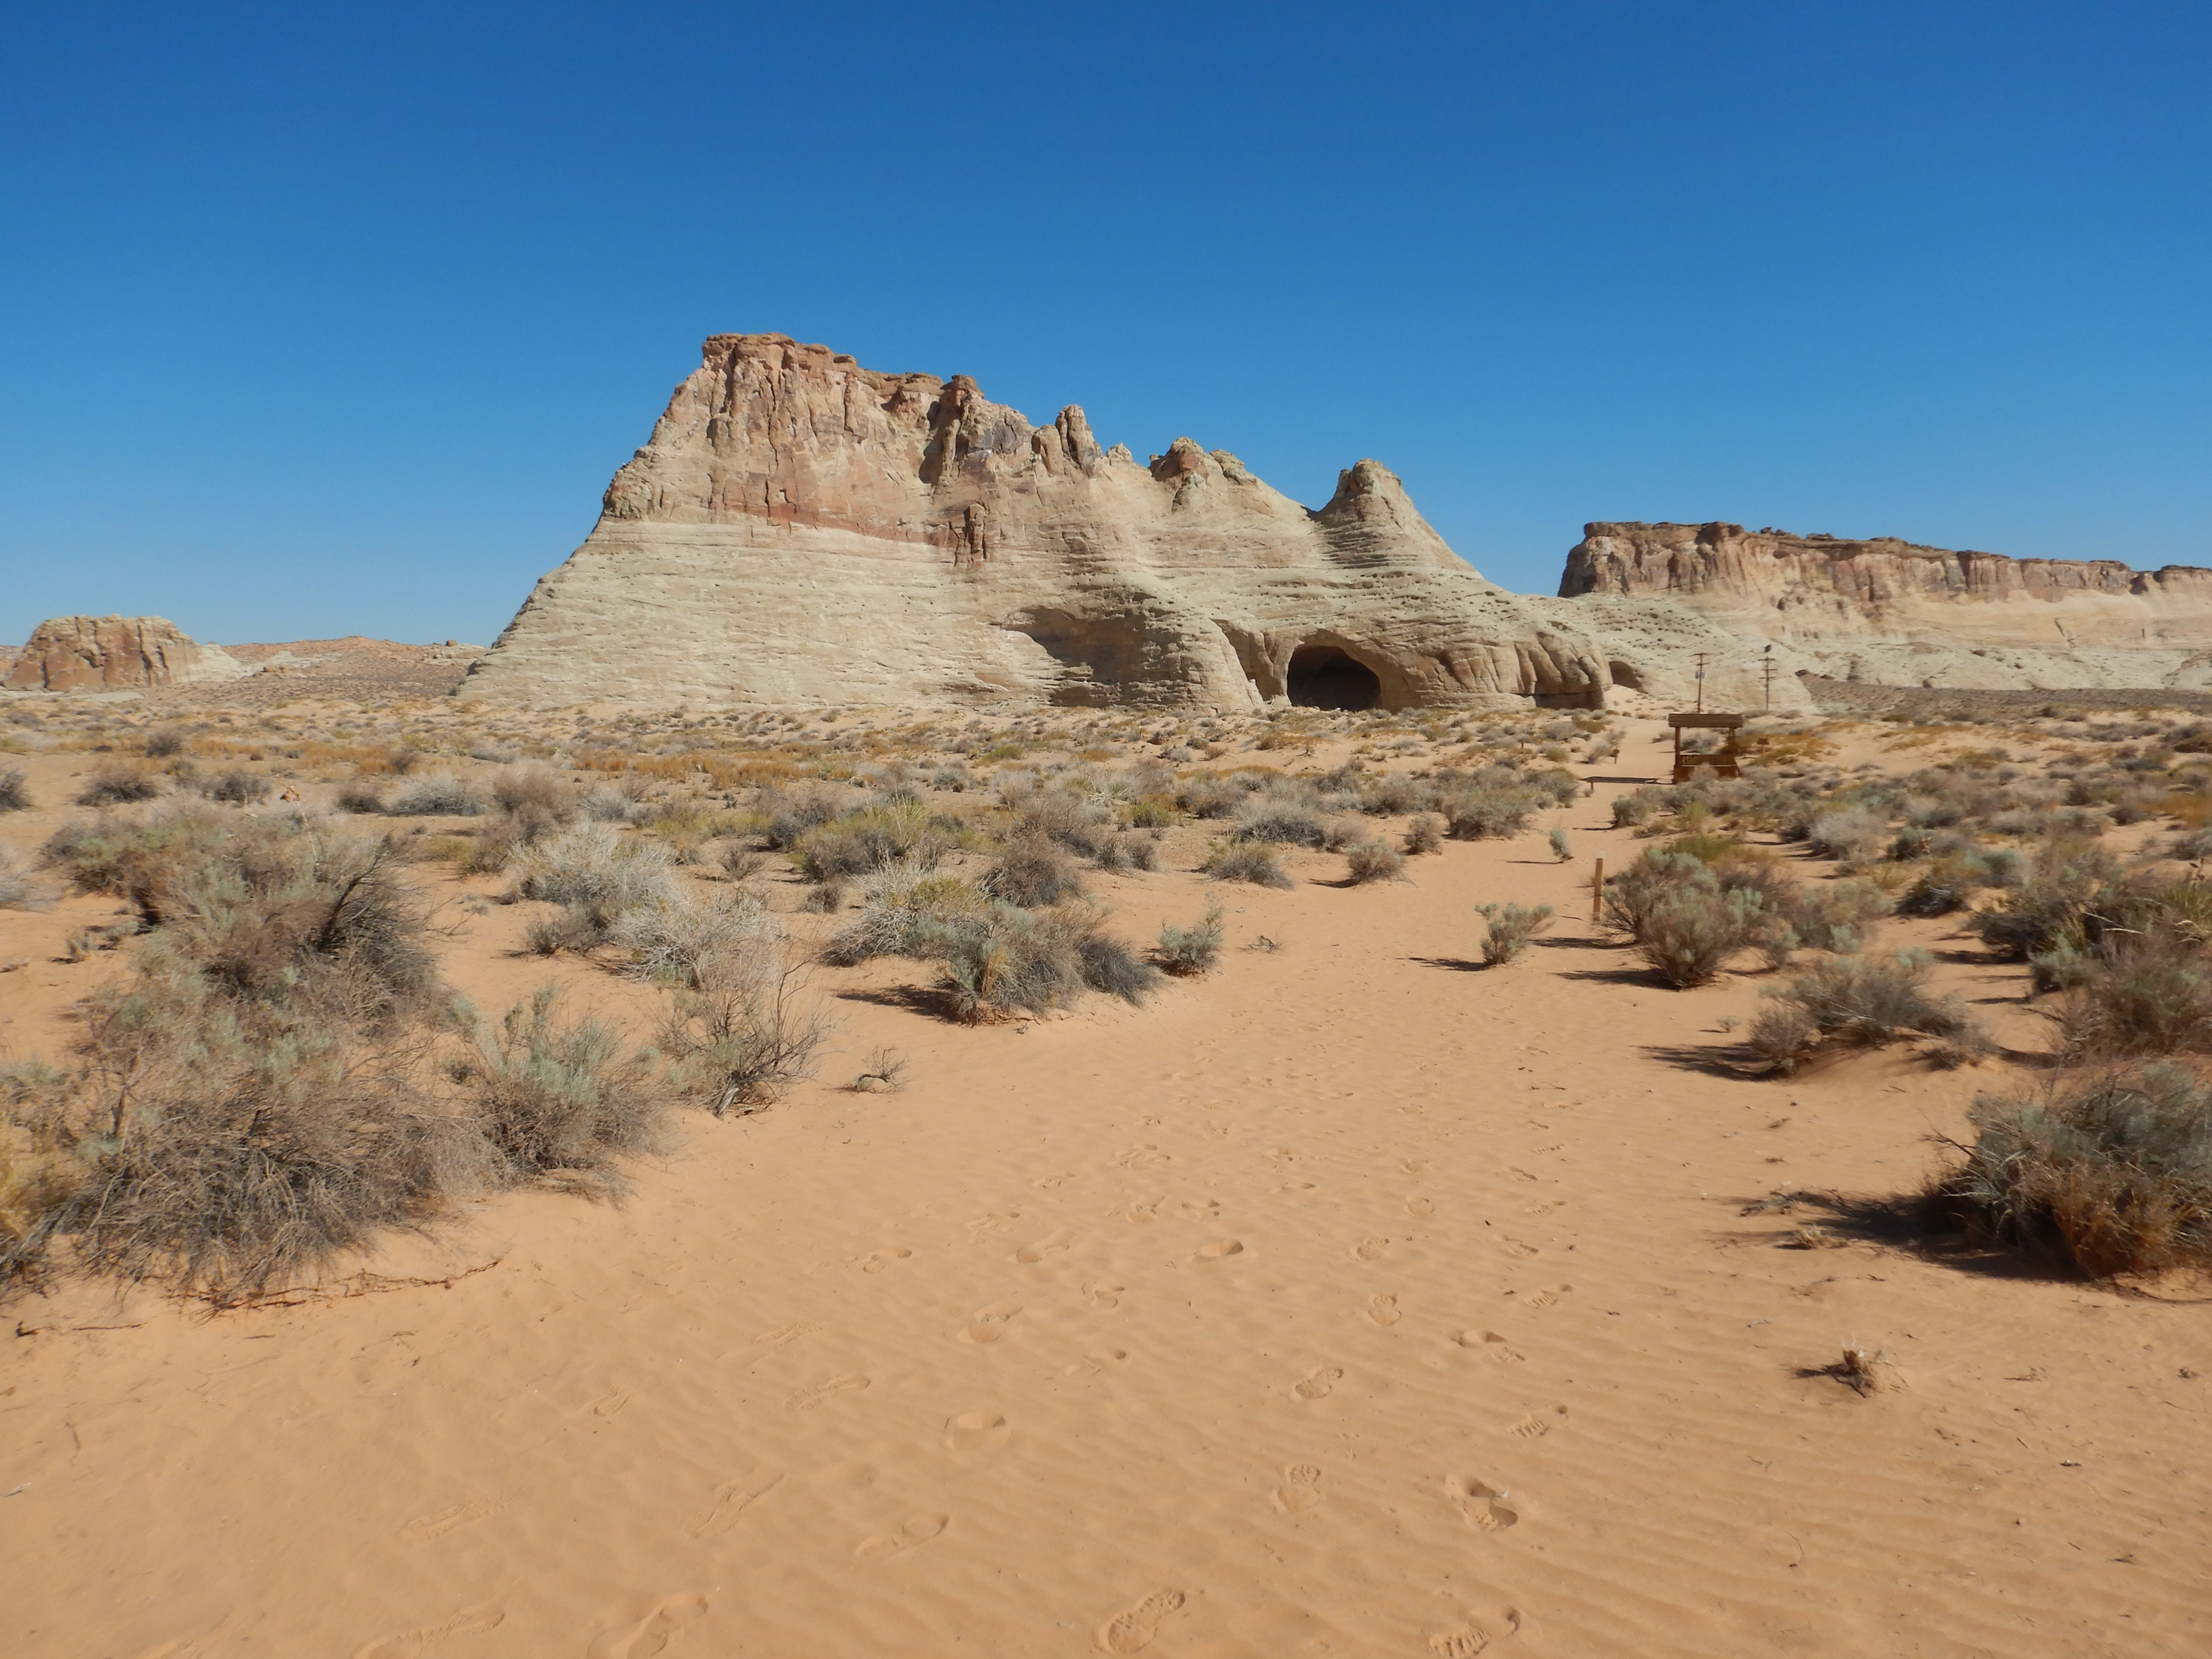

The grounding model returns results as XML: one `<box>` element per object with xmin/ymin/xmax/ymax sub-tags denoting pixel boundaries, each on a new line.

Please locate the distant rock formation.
<box><xmin>463</xmin><ymin>333</ymin><xmax>1613</xmax><ymax>711</ymax></box>
<box><xmin>1558</xmin><ymin>523</ymin><xmax>2212</xmax><ymax>703</ymax></box>
<box><xmin>4</xmin><ymin>615</ymin><xmax>247</xmax><ymax>693</ymax></box>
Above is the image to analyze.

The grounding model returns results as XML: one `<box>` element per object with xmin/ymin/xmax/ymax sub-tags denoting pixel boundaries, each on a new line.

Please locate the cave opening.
<box><xmin>1286</xmin><ymin>644</ymin><xmax>1381</xmax><ymax>710</ymax></box>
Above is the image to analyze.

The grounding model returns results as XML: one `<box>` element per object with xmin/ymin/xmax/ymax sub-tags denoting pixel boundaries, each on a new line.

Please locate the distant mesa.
<box><xmin>3</xmin><ymin>614</ymin><xmax>247</xmax><ymax>692</ymax></box>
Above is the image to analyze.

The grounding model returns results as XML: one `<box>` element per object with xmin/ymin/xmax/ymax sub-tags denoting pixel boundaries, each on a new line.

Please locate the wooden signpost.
<box><xmin>1667</xmin><ymin>711</ymin><xmax>1745</xmax><ymax>783</ymax></box>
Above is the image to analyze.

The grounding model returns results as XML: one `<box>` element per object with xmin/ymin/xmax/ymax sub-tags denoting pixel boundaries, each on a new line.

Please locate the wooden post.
<box><xmin>1591</xmin><ymin>856</ymin><xmax>1605</xmax><ymax>924</ymax></box>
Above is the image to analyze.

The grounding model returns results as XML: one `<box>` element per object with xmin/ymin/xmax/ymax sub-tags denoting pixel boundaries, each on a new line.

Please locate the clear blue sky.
<box><xmin>4</xmin><ymin>2</ymin><xmax>2207</xmax><ymax>647</ymax></box>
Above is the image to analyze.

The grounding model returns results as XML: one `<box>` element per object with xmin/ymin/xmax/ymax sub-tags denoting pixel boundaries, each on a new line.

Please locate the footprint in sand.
<box><xmin>1429</xmin><ymin>1630</ymin><xmax>1489</xmax><ymax>1657</ymax></box>
<box><xmin>1367</xmin><ymin>1294</ymin><xmax>1403</xmax><ymax>1327</ymax></box>
<box><xmin>589</xmin><ymin>1389</ymin><xmax>630</xmax><ymax>1419</ymax></box>
<box><xmin>1014</xmin><ymin>1230</ymin><xmax>1073</xmax><ymax>1264</ymax></box>
<box><xmin>1454</xmin><ymin>1331</ymin><xmax>1526</xmax><ymax>1365</ymax></box>
<box><xmin>1501</xmin><ymin>1239</ymin><xmax>1540</xmax><ymax>1260</ymax></box>
<box><xmin>1291</xmin><ymin>1365</ymin><xmax>1343</xmax><ymax>1401</ymax></box>
<box><xmin>1507</xmin><ymin>1168</ymin><xmax>1539</xmax><ymax>1184</ymax></box>
<box><xmin>859</xmin><ymin>1246</ymin><xmax>912</xmax><ymax>1274</ymax></box>
<box><xmin>855</xmin><ymin>1513</ymin><xmax>950</xmax><ymax>1560</ymax></box>
<box><xmin>1506</xmin><ymin>1412</ymin><xmax>1552</xmax><ymax>1440</ymax></box>
<box><xmin>1034</xmin><ymin>1172</ymin><xmax>1073</xmax><ymax>1189</ymax></box>
<box><xmin>1187</xmin><ymin>1238</ymin><xmax>1244</xmax><ymax>1265</ymax></box>
<box><xmin>1065</xmin><ymin>1347</ymin><xmax>1129</xmax><ymax>1377</ymax></box>
<box><xmin>1401</xmin><ymin>1158</ymin><xmax>1431</xmax><ymax>1175</ymax></box>
<box><xmin>352</xmin><ymin>1597</ymin><xmax>506</xmax><ymax>1659</ymax></box>
<box><xmin>1272</xmin><ymin>1463</ymin><xmax>1323</xmax><ymax>1515</ymax></box>
<box><xmin>400</xmin><ymin>1494</ymin><xmax>499</xmax><ymax>1540</ymax></box>
<box><xmin>1096</xmin><ymin>1588</ymin><xmax>1186</xmax><ymax>1653</ymax></box>
<box><xmin>1405</xmin><ymin>1196</ymin><xmax>1435</xmax><ymax>1218</ymax></box>
<box><xmin>1445</xmin><ymin>1475</ymin><xmax>1520</xmax><ymax>1531</ymax></box>
<box><xmin>1518</xmin><ymin>1286</ymin><xmax>1569</xmax><ymax>1312</ymax></box>
<box><xmin>1353</xmin><ymin>1237</ymin><xmax>1390</xmax><ymax>1262</ymax></box>
<box><xmin>958</xmin><ymin>1300</ymin><xmax>1025</xmax><ymax>1344</ymax></box>
<box><xmin>1087</xmin><ymin>1282</ymin><xmax>1125</xmax><ymax>1310</ymax></box>
<box><xmin>583</xmin><ymin>1592</ymin><xmax>710</xmax><ymax>1659</ymax></box>
<box><xmin>785</xmin><ymin>1373</ymin><xmax>871</xmax><ymax>1411</ymax></box>
<box><xmin>692</xmin><ymin>1470</ymin><xmax>783</xmax><ymax>1538</ymax></box>
<box><xmin>945</xmin><ymin>1411</ymin><xmax>1012</xmax><ymax>1452</ymax></box>
<box><xmin>1115</xmin><ymin>1145</ymin><xmax>1172</xmax><ymax>1170</ymax></box>
<box><xmin>1181</xmin><ymin>1197</ymin><xmax>1223</xmax><ymax>1219</ymax></box>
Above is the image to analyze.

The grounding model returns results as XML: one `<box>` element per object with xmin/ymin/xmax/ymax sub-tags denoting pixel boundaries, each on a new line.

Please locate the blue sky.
<box><xmin>3</xmin><ymin>1</ymin><xmax>2206</xmax><ymax>646</ymax></box>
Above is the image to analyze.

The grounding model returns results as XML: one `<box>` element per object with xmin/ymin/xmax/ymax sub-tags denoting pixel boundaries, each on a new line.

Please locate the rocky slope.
<box><xmin>462</xmin><ymin>334</ymin><xmax>1617</xmax><ymax>711</ymax></box>
<box><xmin>3</xmin><ymin>615</ymin><xmax>247</xmax><ymax>693</ymax></box>
<box><xmin>1561</xmin><ymin>522</ymin><xmax>2212</xmax><ymax>698</ymax></box>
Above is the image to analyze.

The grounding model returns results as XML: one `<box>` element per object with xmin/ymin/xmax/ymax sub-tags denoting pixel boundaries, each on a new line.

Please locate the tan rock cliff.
<box><xmin>463</xmin><ymin>334</ymin><xmax>1612</xmax><ymax>711</ymax></box>
<box><xmin>4</xmin><ymin>615</ymin><xmax>247</xmax><ymax>692</ymax></box>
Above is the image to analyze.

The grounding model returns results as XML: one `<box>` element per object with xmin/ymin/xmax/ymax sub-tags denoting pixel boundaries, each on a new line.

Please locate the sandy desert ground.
<box><xmin>1</xmin><ymin>691</ymin><xmax>2208</xmax><ymax>1659</ymax></box>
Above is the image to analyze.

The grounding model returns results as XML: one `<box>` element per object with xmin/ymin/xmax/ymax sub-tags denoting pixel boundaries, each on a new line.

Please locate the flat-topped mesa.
<box><xmin>1563</xmin><ymin>521</ymin><xmax>2212</xmax><ymax>646</ymax></box>
<box><xmin>4</xmin><ymin>615</ymin><xmax>247</xmax><ymax>692</ymax></box>
<box><xmin>465</xmin><ymin>332</ymin><xmax>1609</xmax><ymax>710</ymax></box>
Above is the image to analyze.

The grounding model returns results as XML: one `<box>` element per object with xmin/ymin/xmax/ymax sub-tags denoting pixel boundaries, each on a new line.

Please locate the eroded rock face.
<box><xmin>1559</xmin><ymin>522</ymin><xmax>2212</xmax><ymax>706</ymax></box>
<box><xmin>4</xmin><ymin>615</ymin><xmax>246</xmax><ymax>692</ymax></box>
<box><xmin>465</xmin><ymin>334</ymin><xmax>1612</xmax><ymax>711</ymax></box>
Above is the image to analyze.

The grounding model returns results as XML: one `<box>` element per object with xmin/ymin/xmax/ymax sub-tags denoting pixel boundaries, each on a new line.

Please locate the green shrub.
<box><xmin>1548</xmin><ymin>828</ymin><xmax>1573</xmax><ymax>862</ymax></box>
<box><xmin>1234</xmin><ymin>802</ymin><xmax>1328</xmax><ymax>847</ymax></box>
<box><xmin>1751</xmin><ymin>948</ymin><xmax>1976</xmax><ymax>1071</ymax></box>
<box><xmin>1346</xmin><ymin>840</ymin><xmax>1405</xmax><ymax>883</ymax></box>
<box><xmin>928</xmin><ymin>904</ymin><xmax>1158</xmax><ymax>1022</ymax></box>
<box><xmin>1155</xmin><ymin>908</ymin><xmax>1224</xmax><ymax>975</ymax></box>
<box><xmin>981</xmin><ymin>838</ymin><xmax>1086</xmax><ymax>906</ymax></box>
<box><xmin>1477</xmin><ymin>902</ymin><xmax>1553</xmax><ymax>965</ymax></box>
<box><xmin>1202</xmin><ymin>841</ymin><xmax>1294</xmax><ymax>889</ymax></box>
<box><xmin>1403</xmin><ymin>814</ymin><xmax>1443</xmax><ymax>855</ymax></box>
<box><xmin>1935</xmin><ymin>1065</ymin><xmax>2212</xmax><ymax>1275</ymax></box>
<box><xmin>1635</xmin><ymin>886</ymin><xmax>1767</xmax><ymax>987</ymax></box>
<box><xmin>456</xmin><ymin>987</ymin><xmax>673</xmax><ymax>1179</ymax></box>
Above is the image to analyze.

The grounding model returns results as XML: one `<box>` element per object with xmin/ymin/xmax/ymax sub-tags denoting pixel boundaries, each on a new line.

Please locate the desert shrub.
<box><xmin>205</xmin><ymin>769</ymin><xmax>273</xmax><ymax>805</ymax></box>
<box><xmin>1439</xmin><ymin>786</ymin><xmax>1539</xmax><ymax>841</ymax></box>
<box><xmin>609</xmin><ymin>887</ymin><xmax>780</xmax><ymax>989</ymax></box>
<box><xmin>1345</xmin><ymin>840</ymin><xmax>1405</xmax><ymax>883</ymax></box>
<box><xmin>1477</xmin><ymin>902</ymin><xmax>1553</xmax><ymax>965</ymax></box>
<box><xmin>1155</xmin><ymin>907</ymin><xmax>1225</xmax><ymax>975</ymax></box>
<box><xmin>1403</xmin><ymin>814</ymin><xmax>1443</xmax><ymax>856</ymax></box>
<box><xmin>1806</xmin><ymin>807</ymin><xmax>1886</xmax><ymax>864</ymax></box>
<box><xmin>1969</xmin><ymin>843</ymin><xmax>2127</xmax><ymax>960</ymax></box>
<box><xmin>1233</xmin><ymin>801</ymin><xmax>1328</xmax><ymax>847</ymax></box>
<box><xmin>1934</xmin><ymin>1064</ymin><xmax>2212</xmax><ymax>1275</ymax></box>
<box><xmin>1202</xmin><ymin>841</ymin><xmax>1294</xmax><ymax>889</ymax></box>
<box><xmin>76</xmin><ymin>764</ymin><xmax>162</xmax><ymax>806</ymax></box>
<box><xmin>1784</xmin><ymin>877</ymin><xmax>1893</xmax><ymax>952</ymax></box>
<box><xmin>1124</xmin><ymin>795</ymin><xmax>1178</xmax><ymax>829</ymax></box>
<box><xmin>1178</xmin><ymin>775</ymin><xmax>1244</xmax><ymax>819</ymax></box>
<box><xmin>2050</xmin><ymin>931</ymin><xmax>2212</xmax><ymax>1058</ymax></box>
<box><xmin>580</xmin><ymin>784</ymin><xmax>637</xmax><ymax>824</ymax></box>
<box><xmin>456</xmin><ymin>987</ymin><xmax>672</xmax><ymax>1181</ymax></box>
<box><xmin>335</xmin><ymin>786</ymin><xmax>387</xmax><ymax>815</ymax></box>
<box><xmin>390</xmin><ymin>772</ymin><xmax>485</xmax><ymax>817</ymax></box>
<box><xmin>513</xmin><ymin>823</ymin><xmax>676</xmax><ymax>915</ymax></box>
<box><xmin>1752</xmin><ymin>948</ymin><xmax>1975</xmax><ymax>1071</ymax></box>
<box><xmin>0</xmin><ymin>767</ymin><xmax>28</xmax><ymax>812</ymax></box>
<box><xmin>1548</xmin><ymin>828</ymin><xmax>1573</xmax><ymax>863</ymax></box>
<box><xmin>492</xmin><ymin>765</ymin><xmax>576</xmax><ymax>824</ymax></box>
<box><xmin>760</xmin><ymin>785</ymin><xmax>845</xmax><ymax>848</ymax></box>
<box><xmin>931</xmin><ymin>904</ymin><xmax>1158</xmax><ymax>1022</ymax></box>
<box><xmin>143</xmin><ymin>728</ymin><xmax>187</xmax><ymax>758</ymax></box>
<box><xmin>1897</xmin><ymin>856</ymin><xmax>1985</xmax><ymax>917</ymax></box>
<box><xmin>1091</xmin><ymin>831</ymin><xmax>1158</xmax><ymax>874</ymax></box>
<box><xmin>1635</xmin><ymin>885</ymin><xmax>1768</xmax><ymax>987</ymax></box>
<box><xmin>798</xmin><ymin>798</ymin><xmax>942</xmax><ymax>881</ymax></box>
<box><xmin>824</xmin><ymin>863</ymin><xmax>988</xmax><ymax>965</ymax></box>
<box><xmin>981</xmin><ymin>838</ymin><xmax>1086</xmax><ymax>907</ymax></box>
<box><xmin>525</xmin><ymin>904</ymin><xmax>606</xmax><ymax>956</ymax></box>
<box><xmin>1611</xmin><ymin>791</ymin><xmax>1660</xmax><ymax>829</ymax></box>
<box><xmin>0</xmin><ymin>850</ymin><xmax>38</xmax><ymax>910</ymax></box>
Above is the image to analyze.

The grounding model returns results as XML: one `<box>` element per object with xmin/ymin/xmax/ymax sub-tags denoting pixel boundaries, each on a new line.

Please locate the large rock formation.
<box><xmin>4</xmin><ymin>615</ymin><xmax>247</xmax><ymax>693</ymax></box>
<box><xmin>1558</xmin><ymin>522</ymin><xmax>2212</xmax><ymax>706</ymax></box>
<box><xmin>463</xmin><ymin>334</ymin><xmax>1612</xmax><ymax>711</ymax></box>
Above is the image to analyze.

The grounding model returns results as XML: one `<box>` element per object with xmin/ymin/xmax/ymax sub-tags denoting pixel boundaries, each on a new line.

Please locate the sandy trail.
<box><xmin>3</xmin><ymin>731</ymin><xmax>2210</xmax><ymax>1657</ymax></box>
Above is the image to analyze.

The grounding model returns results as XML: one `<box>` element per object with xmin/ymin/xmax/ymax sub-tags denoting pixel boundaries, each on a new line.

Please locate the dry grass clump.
<box><xmin>1477</xmin><ymin>902</ymin><xmax>1553</xmax><ymax>965</ymax></box>
<box><xmin>609</xmin><ymin>886</ymin><xmax>780</xmax><ymax>989</ymax></box>
<box><xmin>798</xmin><ymin>797</ymin><xmax>947</xmax><ymax>881</ymax></box>
<box><xmin>0</xmin><ymin>766</ymin><xmax>31</xmax><ymax>812</ymax></box>
<box><xmin>980</xmin><ymin>839</ymin><xmax>1086</xmax><ymax>906</ymax></box>
<box><xmin>1233</xmin><ymin>800</ymin><xmax>1329</xmax><ymax>847</ymax></box>
<box><xmin>659</xmin><ymin>965</ymin><xmax>834</xmax><ymax>1116</ymax></box>
<box><xmin>1155</xmin><ymin>907</ymin><xmax>1225</xmax><ymax>975</ymax></box>
<box><xmin>204</xmin><ymin>768</ymin><xmax>273</xmax><ymax>805</ymax></box>
<box><xmin>390</xmin><ymin>771</ymin><xmax>485</xmax><ymax>816</ymax></box>
<box><xmin>1403</xmin><ymin>814</ymin><xmax>1443</xmax><ymax>855</ymax></box>
<box><xmin>1749</xmin><ymin>949</ymin><xmax>1980</xmax><ymax>1072</ymax></box>
<box><xmin>1344</xmin><ymin>839</ymin><xmax>1405</xmax><ymax>883</ymax></box>
<box><xmin>1933</xmin><ymin>1064</ymin><xmax>2212</xmax><ymax>1276</ymax></box>
<box><xmin>453</xmin><ymin>986</ymin><xmax>674</xmax><ymax>1183</ymax></box>
<box><xmin>335</xmin><ymin>785</ymin><xmax>388</xmax><ymax>814</ymax></box>
<box><xmin>42</xmin><ymin>808</ymin><xmax>239</xmax><ymax>924</ymax></box>
<box><xmin>1202</xmin><ymin>841</ymin><xmax>1294</xmax><ymax>889</ymax></box>
<box><xmin>513</xmin><ymin>822</ymin><xmax>677</xmax><ymax>913</ymax></box>
<box><xmin>143</xmin><ymin>728</ymin><xmax>188</xmax><ymax>758</ymax></box>
<box><xmin>822</xmin><ymin>862</ymin><xmax>987</xmax><ymax>965</ymax></box>
<box><xmin>0</xmin><ymin>850</ymin><xmax>37</xmax><ymax>910</ymax></box>
<box><xmin>937</xmin><ymin>905</ymin><xmax>1158</xmax><ymax>1022</ymax></box>
<box><xmin>76</xmin><ymin>763</ymin><xmax>163</xmax><ymax>806</ymax></box>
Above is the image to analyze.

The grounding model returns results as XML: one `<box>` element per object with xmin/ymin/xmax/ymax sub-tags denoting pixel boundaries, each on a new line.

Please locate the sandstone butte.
<box><xmin>461</xmin><ymin>334</ymin><xmax>2212</xmax><ymax>714</ymax></box>
<box><xmin>2</xmin><ymin>615</ymin><xmax>246</xmax><ymax>693</ymax></box>
<box><xmin>458</xmin><ymin>332</ymin><xmax>1621</xmax><ymax>714</ymax></box>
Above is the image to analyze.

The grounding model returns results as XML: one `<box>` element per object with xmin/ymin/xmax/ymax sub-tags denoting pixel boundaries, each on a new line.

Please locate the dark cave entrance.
<box><xmin>1286</xmin><ymin>644</ymin><xmax>1381</xmax><ymax>710</ymax></box>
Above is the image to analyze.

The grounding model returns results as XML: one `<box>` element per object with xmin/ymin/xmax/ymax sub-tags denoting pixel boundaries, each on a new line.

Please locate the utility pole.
<box><xmin>1693</xmin><ymin>652</ymin><xmax>1708</xmax><ymax>714</ymax></box>
<box><xmin>1762</xmin><ymin>644</ymin><xmax>1774</xmax><ymax>712</ymax></box>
